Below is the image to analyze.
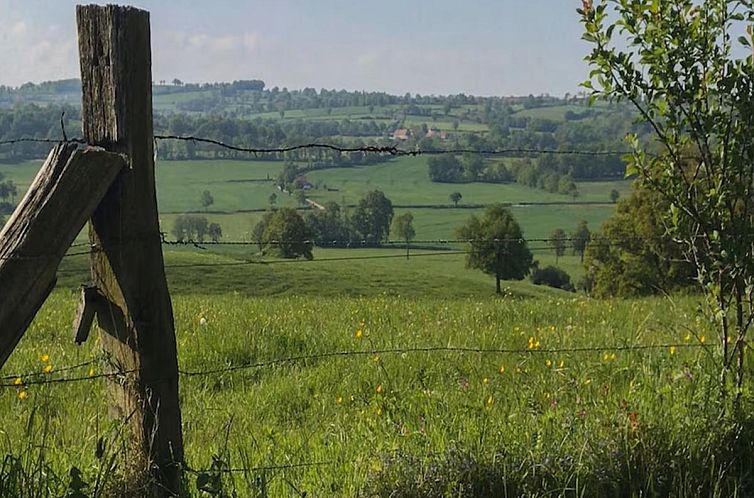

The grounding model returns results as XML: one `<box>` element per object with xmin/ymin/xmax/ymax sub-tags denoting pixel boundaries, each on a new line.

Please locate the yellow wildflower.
<box><xmin>498</xmin><ymin>365</ymin><xmax>505</xmax><ymax>374</ymax></box>
<box><xmin>17</xmin><ymin>390</ymin><xmax>28</xmax><ymax>401</ymax></box>
<box><xmin>684</xmin><ymin>333</ymin><xmax>692</xmax><ymax>342</ymax></box>
<box><xmin>355</xmin><ymin>329</ymin><xmax>363</xmax><ymax>339</ymax></box>
<box><xmin>545</xmin><ymin>359</ymin><xmax>553</xmax><ymax>368</ymax></box>
<box><xmin>669</xmin><ymin>346</ymin><xmax>677</xmax><ymax>355</ymax></box>
<box><xmin>376</xmin><ymin>384</ymin><xmax>383</xmax><ymax>394</ymax></box>
<box><xmin>700</xmin><ymin>335</ymin><xmax>706</xmax><ymax>344</ymax></box>
<box><xmin>336</xmin><ymin>396</ymin><xmax>343</xmax><ymax>404</ymax></box>
<box><xmin>42</xmin><ymin>364</ymin><xmax>53</xmax><ymax>374</ymax></box>
<box><xmin>483</xmin><ymin>377</ymin><xmax>489</xmax><ymax>384</ymax></box>
<box><xmin>39</xmin><ymin>354</ymin><xmax>49</xmax><ymax>363</ymax></box>
<box><xmin>558</xmin><ymin>360</ymin><xmax>565</xmax><ymax>368</ymax></box>
<box><xmin>486</xmin><ymin>395</ymin><xmax>494</xmax><ymax>406</ymax></box>
<box><xmin>88</xmin><ymin>367</ymin><xmax>96</xmax><ymax>377</ymax></box>
<box><xmin>13</xmin><ymin>377</ymin><xmax>22</xmax><ymax>386</ymax></box>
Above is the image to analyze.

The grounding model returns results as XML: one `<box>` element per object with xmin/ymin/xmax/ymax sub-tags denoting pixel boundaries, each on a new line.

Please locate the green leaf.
<box><xmin>739</xmin><ymin>36</ymin><xmax>751</xmax><ymax>48</ymax></box>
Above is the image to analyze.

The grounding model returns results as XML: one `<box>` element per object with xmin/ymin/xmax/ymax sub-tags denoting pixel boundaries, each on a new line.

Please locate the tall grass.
<box><xmin>1</xmin><ymin>292</ymin><xmax>752</xmax><ymax>496</ymax></box>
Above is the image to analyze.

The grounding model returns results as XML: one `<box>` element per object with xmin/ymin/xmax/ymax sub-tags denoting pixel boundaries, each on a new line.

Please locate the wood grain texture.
<box><xmin>77</xmin><ymin>5</ymin><xmax>184</xmax><ymax>495</ymax></box>
<box><xmin>0</xmin><ymin>144</ymin><xmax>124</xmax><ymax>367</ymax></box>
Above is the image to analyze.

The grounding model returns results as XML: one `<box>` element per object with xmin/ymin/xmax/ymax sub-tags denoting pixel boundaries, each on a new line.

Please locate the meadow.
<box><xmin>1</xmin><ymin>156</ymin><xmax>629</xmax><ymax>243</ymax></box>
<box><xmin>5</xmin><ymin>145</ymin><xmax>740</xmax><ymax>498</ymax></box>
<box><xmin>2</xmin><ymin>284</ymin><xmax>751</xmax><ymax>497</ymax></box>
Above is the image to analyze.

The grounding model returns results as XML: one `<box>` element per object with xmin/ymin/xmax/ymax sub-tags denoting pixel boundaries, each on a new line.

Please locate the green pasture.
<box><xmin>54</xmin><ymin>247</ymin><xmax>576</xmax><ymax>298</ymax></box>
<box><xmin>1</xmin><ymin>156</ymin><xmax>627</xmax><ymax>248</ymax></box>
<box><xmin>2</xmin><ymin>287</ymin><xmax>751</xmax><ymax>497</ymax></box>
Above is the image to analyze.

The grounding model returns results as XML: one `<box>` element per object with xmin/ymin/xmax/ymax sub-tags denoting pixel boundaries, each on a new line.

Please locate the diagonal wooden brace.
<box><xmin>0</xmin><ymin>143</ymin><xmax>125</xmax><ymax>368</ymax></box>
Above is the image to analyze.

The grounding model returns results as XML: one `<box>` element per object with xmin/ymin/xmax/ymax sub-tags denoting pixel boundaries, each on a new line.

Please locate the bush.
<box><xmin>530</xmin><ymin>266</ymin><xmax>574</xmax><ymax>291</ymax></box>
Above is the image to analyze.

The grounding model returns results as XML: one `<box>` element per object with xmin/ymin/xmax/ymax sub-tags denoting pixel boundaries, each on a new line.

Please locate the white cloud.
<box><xmin>0</xmin><ymin>15</ymin><xmax>77</xmax><ymax>86</ymax></box>
<box><xmin>153</xmin><ymin>30</ymin><xmax>264</xmax><ymax>83</ymax></box>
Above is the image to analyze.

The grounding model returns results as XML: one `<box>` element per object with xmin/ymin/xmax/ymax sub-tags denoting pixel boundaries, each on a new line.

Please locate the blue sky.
<box><xmin>0</xmin><ymin>1</ymin><xmax>591</xmax><ymax>96</ymax></box>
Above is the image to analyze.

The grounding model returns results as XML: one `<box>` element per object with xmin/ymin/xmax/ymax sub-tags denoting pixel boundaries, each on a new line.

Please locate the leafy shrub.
<box><xmin>530</xmin><ymin>265</ymin><xmax>574</xmax><ymax>291</ymax></box>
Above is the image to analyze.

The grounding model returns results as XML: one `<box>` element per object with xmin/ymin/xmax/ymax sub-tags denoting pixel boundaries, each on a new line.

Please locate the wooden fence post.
<box><xmin>77</xmin><ymin>5</ymin><xmax>184</xmax><ymax>496</ymax></box>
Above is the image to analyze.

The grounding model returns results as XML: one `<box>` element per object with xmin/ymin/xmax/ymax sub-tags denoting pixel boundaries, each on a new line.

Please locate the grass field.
<box><xmin>2</xmin><ymin>284</ymin><xmax>751</xmax><ymax>497</ymax></box>
<box><xmin>0</xmin><ymin>156</ymin><xmax>629</xmax><ymax>245</ymax></box>
<box><xmin>2</xmin><ymin>157</ymin><xmax>753</xmax><ymax>496</ymax></box>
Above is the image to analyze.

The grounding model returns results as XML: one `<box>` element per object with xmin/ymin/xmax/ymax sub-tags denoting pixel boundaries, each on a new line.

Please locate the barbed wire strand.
<box><xmin>1</xmin><ymin>343</ymin><xmax>706</xmax><ymax>388</ymax></box>
<box><xmin>0</xmin><ymin>135</ymin><xmax>631</xmax><ymax>158</ymax></box>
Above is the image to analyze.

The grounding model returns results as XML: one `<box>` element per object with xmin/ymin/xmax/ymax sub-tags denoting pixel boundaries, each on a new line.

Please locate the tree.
<box><xmin>449</xmin><ymin>192</ymin><xmax>463</xmax><ymax>207</ymax></box>
<box><xmin>531</xmin><ymin>266</ymin><xmax>574</xmax><ymax>292</ymax></box>
<box><xmin>572</xmin><ymin>221</ymin><xmax>591</xmax><ymax>263</ymax></box>
<box><xmin>548</xmin><ymin>228</ymin><xmax>567</xmax><ymax>265</ymax></box>
<box><xmin>252</xmin><ymin>211</ymin><xmax>274</xmax><ymax>251</ymax></box>
<box><xmin>456</xmin><ymin>204</ymin><xmax>534</xmax><ymax>294</ymax></box>
<box><xmin>295</xmin><ymin>189</ymin><xmax>308</xmax><ymax>207</ymax></box>
<box><xmin>200</xmin><ymin>190</ymin><xmax>214</xmax><ymax>210</ymax></box>
<box><xmin>172</xmin><ymin>215</ymin><xmax>209</xmax><ymax>242</ymax></box>
<box><xmin>391</xmin><ymin>212</ymin><xmax>416</xmax><ymax>259</ymax></box>
<box><xmin>609</xmin><ymin>189</ymin><xmax>620</xmax><ymax>204</ymax></box>
<box><xmin>583</xmin><ymin>187</ymin><xmax>695</xmax><ymax>298</ymax></box>
<box><xmin>350</xmin><ymin>190</ymin><xmax>394</xmax><ymax>242</ymax></box>
<box><xmin>427</xmin><ymin>154</ymin><xmax>463</xmax><ymax>183</ymax></box>
<box><xmin>208</xmin><ymin>222</ymin><xmax>222</xmax><ymax>243</ymax></box>
<box><xmin>305</xmin><ymin>201</ymin><xmax>351</xmax><ymax>246</ymax></box>
<box><xmin>268</xmin><ymin>192</ymin><xmax>278</xmax><ymax>208</ymax></box>
<box><xmin>262</xmin><ymin>207</ymin><xmax>313</xmax><ymax>260</ymax></box>
<box><xmin>581</xmin><ymin>0</ymin><xmax>754</xmax><ymax>391</ymax></box>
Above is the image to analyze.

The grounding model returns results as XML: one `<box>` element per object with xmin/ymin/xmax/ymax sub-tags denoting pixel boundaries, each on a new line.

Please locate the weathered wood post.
<box><xmin>0</xmin><ymin>144</ymin><xmax>124</xmax><ymax>367</ymax></box>
<box><xmin>77</xmin><ymin>5</ymin><xmax>184</xmax><ymax>495</ymax></box>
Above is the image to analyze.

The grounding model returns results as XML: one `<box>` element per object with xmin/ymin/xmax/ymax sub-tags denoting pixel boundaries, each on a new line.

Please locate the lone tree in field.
<box><xmin>262</xmin><ymin>207</ymin><xmax>314</xmax><ymax>260</ymax></box>
<box><xmin>392</xmin><ymin>212</ymin><xmax>416</xmax><ymax>259</ymax></box>
<box><xmin>457</xmin><ymin>204</ymin><xmax>534</xmax><ymax>294</ymax></box>
<box><xmin>572</xmin><ymin>220</ymin><xmax>591</xmax><ymax>263</ymax></box>
<box><xmin>449</xmin><ymin>191</ymin><xmax>463</xmax><ymax>207</ymax></box>
<box><xmin>548</xmin><ymin>228</ymin><xmax>567</xmax><ymax>265</ymax></box>
<box><xmin>268</xmin><ymin>192</ymin><xmax>278</xmax><ymax>209</ymax></box>
<box><xmin>609</xmin><ymin>188</ymin><xmax>620</xmax><ymax>204</ymax></box>
<box><xmin>580</xmin><ymin>0</ymin><xmax>754</xmax><ymax>393</ymax></box>
<box><xmin>200</xmin><ymin>189</ymin><xmax>214</xmax><ymax>210</ymax></box>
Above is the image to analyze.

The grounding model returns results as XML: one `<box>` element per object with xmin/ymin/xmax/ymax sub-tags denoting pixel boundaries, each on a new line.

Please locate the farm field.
<box><xmin>0</xmin><ymin>156</ymin><xmax>629</xmax><ymax>243</ymax></box>
<box><xmin>2</xmin><ymin>289</ymin><xmax>750</xmax><ymax>497</ymax></box>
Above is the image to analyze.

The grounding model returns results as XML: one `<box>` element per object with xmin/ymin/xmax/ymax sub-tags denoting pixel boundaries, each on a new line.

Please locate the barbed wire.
<box><xmin>1</xmin><ymin>343</ymin><xmax>707</xmax><ymax>389</ymax></box>
<box><xmin>0</xmin><ymin>135</ymin><xmax>631</xmax><ymax>158</ymax></box>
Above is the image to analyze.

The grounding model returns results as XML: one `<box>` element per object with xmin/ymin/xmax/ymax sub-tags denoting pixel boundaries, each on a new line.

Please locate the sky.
<box><xmin>0</xmin><ymin>1</ymin><xmax>592</xmax><ymax>96</ymax></box>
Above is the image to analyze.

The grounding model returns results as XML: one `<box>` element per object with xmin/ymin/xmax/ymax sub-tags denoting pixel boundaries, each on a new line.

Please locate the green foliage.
<box><xmin>530</xmin><ymin>265</ymin><xmax>574</xmax><ymax>291</ymax></box>
<box><xmin>252</xmin><ymin>211</ymin><xmax>274</xmax><ymax>251</ymax></box>
<box><xmin>305</xmin><ymin>202</ymin><xmax>353</xmax><ymax>247</ymax></box>
<box><xmin>581</xmin><ymin>0</ymin><xmax>754</xmax><ymax>383</ymax></box>
<box><xmin>449</xmin><ymin>192</ymin><xmax>462</xmax><ymax>206</ymax></box>
<box><xmin>391</xmin><ymin>212</ymin><xmax>416</xmax><ymax>243</ymax></box>
<box><xmin>548</xmin><ymin>228</ymin><xmax>567</xmax><ymax>264</ymax></box>
<box><xmin>350</xmin><ymin>190</ymin><xmax>394</xmax><ymax>242</ymax></box>
<box><xmin>584</xmin><ymin>187</ymin><xmax>695</xmax><ymax>298</ymax></box>
<box><xmin>427</xmin><ymin>154</ymin><xmax>512</xmax><ymax>184</ymax></box>
<box><xmin>294</xmin><ymin>189</ymin><xmax>308</xmax><ymax>207</ymax></box>
<box><xmin>571</xmin><ymin>220</ymin><xmax>591</xmax><ymax>262</ymax></box>
<box><xmin>609</xmin><ymin>188</ymin><xmax>619</xmax><ymax>203</ymax></box>
<box><xmin>268</xmin><ymin>192</ymin><xmax>277</xmax><ymax>208</ymax></box>
<box><xmin>4</xmin><ymin>292</ymin><xmax>754</xmax><ymax>497</ymax></box>
<box><xmin>262</xmin><ymin>207</ymin><xmax>313</xmax><ymax>260</ymax></box>
<box><xmin>456</xmin><ymin>204</ymin><xmax>534</xmax><ymax>294</ymax></box>
<box><xmin>172</xmin><ymin>214</ymin><xmax>209</xmax><ymax>242</ymax></box>
<box><xmin>200</xmin><ymin>190</ymin><xmax>214</xmax><ymax>210</ymax></box>
<box><xmin>208</xmin><ymin>223</ymin><xmax>222</xmax><ymax>243</ymax></box>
